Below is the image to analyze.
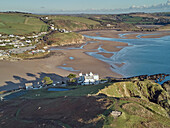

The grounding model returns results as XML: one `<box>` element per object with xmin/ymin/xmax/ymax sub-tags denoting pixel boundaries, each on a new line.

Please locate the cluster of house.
<box><xmin>0</xmin><ymin>32</ymin><xmax>49</xmax><ymax>58</ymax></box>
<box><xmin>25</xmin><ymin>78</ymin><xmax>68</xmax><ymax>90</ymax></box>
<box><xmin>50</xmin><ymin>24</ymin><xmax>72</xmax><ymax>33</ymax></box>
<box><xmin>0</xmin><ymin>32</ymin><xmax>47</xmax><ymax>49</ymax></box>
<box><xmin>25</xmin><ymin>72</ymin><xmax>107</xmax><ymax>90</ymax></box>
<box><xmin>77</xmin><ymin>72</ymin><xmax>100</xmax><ymax>85</ymax></box>
<box><xmin>41</xmin><ymin>16</ymin><xmax>72</xmax><ymax>33</ymax></box>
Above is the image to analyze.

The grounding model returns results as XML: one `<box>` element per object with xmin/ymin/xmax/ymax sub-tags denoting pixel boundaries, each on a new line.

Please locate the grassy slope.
<box><xmin>50</xmin><ymin>15</ymin><xmax>99</xmax><ymax>25</ymax></box>
<box><xmin>0</xmin><ymin>13</ymin><xmax>49</xmax><ymax>35</ymax></box>
<box><xmin>97</xmin><ymin>80</ymin><xmax>169</xmax><ymax>100</ymax></box>
<box><xmin>49</xmin><ymin>15</ymin><xmax>100</xmax><ymax>31</ymax></box>
<box><xmin>95</xmin><ymin>80</ymin><xmax>170</xmax><ymax>127</ymax></box>
<box><xmin>102</xmin><ymin>98</ymin><xmax>170</xmax><ymax>128</ymax></box>
<box><xmin>5</xmin><ymin>80</ymin><xmax>170</xmax><ymax>127</ymax></box>
<box><xmin>47</xmin><ymin>32</ymin><xmax>83</xmax><ymax>46</ymax></box>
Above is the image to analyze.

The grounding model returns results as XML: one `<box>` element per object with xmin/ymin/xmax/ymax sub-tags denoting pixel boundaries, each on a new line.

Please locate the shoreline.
<box><xmin>80</xmin><ymin>30</ymin><xmax>170</xmax><ymax>39</ymax></box>
<box><xmin>1</xmin><ymin>30</ymin><xmax>170</xmax><ymax>91</ymax></box>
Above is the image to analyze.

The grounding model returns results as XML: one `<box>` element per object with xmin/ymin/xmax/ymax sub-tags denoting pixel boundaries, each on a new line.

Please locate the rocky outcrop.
<box><xmin>110</xmin><ymin>73</ymin><xmax>170</xmax><ymax>83</ymax></box>
<box><xmin>162</xmin><ymin>81</ymin><xmax>170</xmax><ymax>95</ymax></box>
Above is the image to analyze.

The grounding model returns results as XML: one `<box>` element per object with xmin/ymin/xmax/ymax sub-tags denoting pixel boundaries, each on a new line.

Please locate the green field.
<box><xmin>21</xmin><ymin>83</ymin><xmax>108</xmax><ymax>99</ymax></box>
<box><xmin>50</xmin><ymin>15</ymin><xmax>100</xmax><ymax>25</ymax></box>
<box><xmin>49</xmin><ymin>15</ymin><xmax>100</xmax><ymax>30</ymax></box>
<box><xmin>0</xmin><ymin>13</ymin><xmax>49</xmax><ymax>35</ymax></box>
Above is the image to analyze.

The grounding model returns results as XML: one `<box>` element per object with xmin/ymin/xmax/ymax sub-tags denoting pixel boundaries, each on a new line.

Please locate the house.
<box><xmin>19</xmin><ymin>36</ymin><xmax>25</xmax><ymax>40</ymax></box>
<box><xmin>107</xmin><ymin>24</ymin><xmax>111</xmax><ymax>27</ymax></box>
<box><xmin>4</xmin><ymin>39</ymin><xmax>10</xmax><ymax>42</ymax></box>
<box><xmin>51</xmin><ymin>26</ymin><xmax>55</xmax><ymax>30</ymax></box>
<box><xmin>9</xmin><ymin>35</ymin><xmax>14</xmax><ymax>38</ymax></box>
<box><xmin>0</xmin><ymin>43</ymin><xmax>6</xmax><ymax>46</ymax></box>
<box><xmin>25</xmin><ymin>83</ymin><xmax>33</xmax><ymax>90</ymax></box>
<box><xmin>31</xmin><ymin>49</ymin><xmax>45</xmax><ymax>54</ymax></box>
<box><xmin>78</xmin><ymin>72</ymin><xmax>99</xmax><ymax>85</ymax></box>
<box><xmin>26</xmin><ymin>40</ymin><xmax>31</xmax><ymax>43</ymax></box>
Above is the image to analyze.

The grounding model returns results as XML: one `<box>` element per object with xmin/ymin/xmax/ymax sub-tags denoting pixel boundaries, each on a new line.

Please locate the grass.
<box><xmin>49</xmin><ymin>15</ymin><xmax>100</xmax><ymax>31</ymax></box>
<box><xmin>3</xmin><ymin>81</ymin><xmax>170</xmax><ymax>127</ymax></box>
<box><xmin>50</xmin><ymin>15</ymin><xmax>100</xmax><ymax>25</ymax></box>
<box><xmin>0</xmin><ymin>45</ymin><xmax>14</xmax><ymax>50</ymax></box>
<box><xmin>102</xmin><ymin>98</ymin><xmax>170</xmax><ymax>128</ymax></box>
<box><xmin>120</xmin><ymin>15</ymin><xmax>154</xmax><ymax>25</ymax></box>
<box><xmin>11</xmin><ymin>51</ymin><xmax>50</xmax><ymax>59</ymax></box>
<box><xmin>98</xmin><ymin>80</ymin><xmax>167</xmax><ymax>100</ymax></box>
<box><xmin>21</xmin><ymin>83</ymin><xmax>109</xmax><ymax>99</ymax></box>
<box><xmin>0</xmin><ymin>13</ymin><xmax>49</xmax><ymax>35</ymax></box>
<box><xmin>48</xmin><ymin>32</ymin><xmax>83</xmax><ymax>45</ymax></box>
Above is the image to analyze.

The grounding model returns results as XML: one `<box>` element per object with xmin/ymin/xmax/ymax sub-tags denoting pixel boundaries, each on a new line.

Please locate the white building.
<box><xmin>25</xmin><ymin>83</ymin><xmax>33</xmax><ymax>90</ymax></box>
<box><xmin>4</xmin><ymin>39</ymin><xmax>10</xmax><ymax>42</ymax></box>
<box><xmin>78</xmin><ymin>72</ymin><xmax>99</xmax><ymax>85</ymax></box>
<box><xmin>19</xmin><ymin>36</ymin><xmax>25</xmax><ymax>40</ymax></box>
<box><xmin>26</xmin><ymin>40</ymin><xmax>31</xmax><ymax>43</ymax></box>
<box><xmin>51</xmin><ymin>26</ymin><xmax>55</xmax><ymax>30</ymax></box>
<box><xmin>9</xmin><ymin>34</ymin><xmax>15</xmax><ymax>38</ymax></box>
<box><xmin>0</xmin><ymin>43</ymin><xmax>6</xmax><ymax>46</ymax></box>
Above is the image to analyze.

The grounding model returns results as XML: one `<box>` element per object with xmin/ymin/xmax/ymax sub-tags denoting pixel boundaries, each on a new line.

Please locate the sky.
<box><xmin>0</xmin><ymin>0</ymin><xmax>168</xmax><ymax>13</ymax></box>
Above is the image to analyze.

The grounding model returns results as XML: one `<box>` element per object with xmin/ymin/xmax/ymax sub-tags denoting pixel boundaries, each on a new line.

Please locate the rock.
<box><xmin>111</xmin><ymin>111</ymin><xmax>122</xmax><ymax>118</ymax></box>
<box><xmin>162</xmin><ymin>81</ymin><xmax>170</xmax><ymax>95</ymax></box>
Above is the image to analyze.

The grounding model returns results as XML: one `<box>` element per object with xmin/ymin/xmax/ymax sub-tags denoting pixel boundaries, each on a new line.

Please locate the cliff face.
<box><xmin>162</xmin><ymin>81</ymin><xmax>170</xmax><ymax>95</ymax></box>
<box><xmin>98</xmin><ymin>79</ymin><xmax>170</xmax><ymax>116</ymax></box>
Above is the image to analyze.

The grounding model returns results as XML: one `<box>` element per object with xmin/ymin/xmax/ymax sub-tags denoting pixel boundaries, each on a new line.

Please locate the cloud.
<box><xmin>123</xmin><ymin>0</ymin><xmax>170</xmax><ymax>12</ymax></box>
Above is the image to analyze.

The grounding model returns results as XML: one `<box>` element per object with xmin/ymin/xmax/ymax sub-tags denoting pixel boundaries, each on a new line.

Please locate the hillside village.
<box><xmin>0</xmin><ymin>21</ymin><xmax>72</xmax><ymax>60</ymax></box>
<box><xmin>0</xmin><ymin>32</ymin><xmax>47</xmax><ymax>58</ymax></box>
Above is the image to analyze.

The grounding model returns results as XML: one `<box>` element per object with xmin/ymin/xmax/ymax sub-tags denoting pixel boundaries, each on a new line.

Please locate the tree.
<box><xmin>67</xmin><ymin>74</ymin><xmax>76</xmax><ymax>79</ymax></box>
<box><xmin>67</xmin><ymin>74</ymin><xmax>77</xmax><ymax>83</ymax></box>
<box><xmin>42</xmin><ymin>76</ymin><xmax>53</xmax><ymax>85</ymax></box>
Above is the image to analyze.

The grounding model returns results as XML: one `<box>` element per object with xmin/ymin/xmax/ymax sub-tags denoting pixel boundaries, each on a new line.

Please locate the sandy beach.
<box><xmin>0</xmin><ymin>39</ymin><xmax>125</xmax><ymax>90</ymax></box>
<box><xmin>1</xmin><ymin>30</ymin><xmax>170</xmax><ymax>91</ymax></box>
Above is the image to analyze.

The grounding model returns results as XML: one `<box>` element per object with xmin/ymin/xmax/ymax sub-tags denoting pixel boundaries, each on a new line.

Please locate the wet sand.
<box><xmin>80</xmin><ymin>30</ymin><xmax>170</xmax><ymax>39</ymax></box>
<box><xmin>83</xmin><ymin>40</ymin><xmax>128</xmax><ymax>52</ymax></box>
<box><xmin>115</xmin><ymin>63</ymin><xmax>125</xmax><ymax>68</ymax></box>
<box><xmin>97</xmin><ymin>52</ymin><xmax>114</xmax><ymax>58</ymax></box>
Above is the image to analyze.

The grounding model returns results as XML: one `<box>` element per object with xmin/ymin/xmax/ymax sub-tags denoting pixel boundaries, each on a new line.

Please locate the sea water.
<box><xmin>84</xmin><ymin>34</ymin><xmax>170</xmax><ymax>78</ymax></box>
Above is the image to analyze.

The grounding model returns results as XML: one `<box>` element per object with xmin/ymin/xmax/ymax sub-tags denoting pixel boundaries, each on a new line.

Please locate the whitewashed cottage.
<box><xmin>78</xmin><ymin>72</ymin><xmax>99</xmax><ymax>85</ymax></box>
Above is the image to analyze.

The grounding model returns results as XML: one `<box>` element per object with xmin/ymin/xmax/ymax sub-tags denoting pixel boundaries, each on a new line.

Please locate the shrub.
<box><xmin>43</xmin><ymin>76</ymin><xmax>53</xmax><ymax>85</ymax></box>
<box><xmin>67</xmin><ymin>74</ymin><xmax>76</xmax><ymax>79</ymax></box>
